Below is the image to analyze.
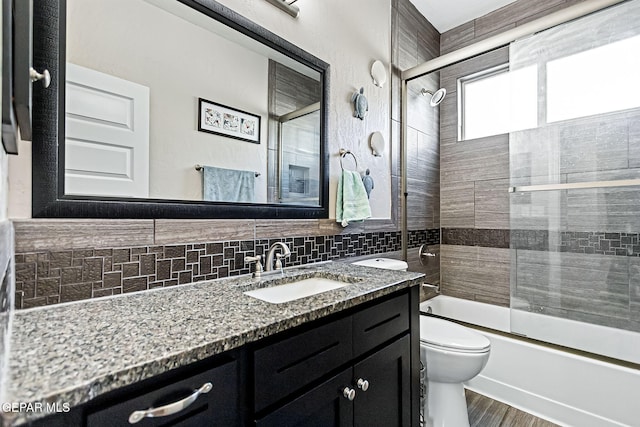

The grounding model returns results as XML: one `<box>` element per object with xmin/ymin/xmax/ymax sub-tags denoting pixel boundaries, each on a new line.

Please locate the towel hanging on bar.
<box><xmin>336</xmin><ymin>169</ymin><xmax>371</xmax><ymax>227</ymax></box>
<box><xmin>200</xmin><ymin>165</ymin><xmax>256</xmax><ymax>203</ymax></box>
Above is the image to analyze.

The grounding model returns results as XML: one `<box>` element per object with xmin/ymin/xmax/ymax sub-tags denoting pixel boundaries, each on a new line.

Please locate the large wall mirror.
<box><xmin>31</xmin><ymin>0</ymin><xmax>329</xmax><ymax>218</ymax></box>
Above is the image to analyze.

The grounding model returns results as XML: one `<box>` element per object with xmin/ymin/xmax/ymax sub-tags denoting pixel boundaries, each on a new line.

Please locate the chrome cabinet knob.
<box><xmin>29</xmin><ymin>67</ymin><xmax>51</xmax><ymax>88</ymax></box>
<box><xmin>356</xmin><ymin>378</ymin><xmax>369</xmax><ymax>391</ymax></box>
<box><xmin>342</xmin><ymin>387</ymin><xmax>356</xmax><ymax>401</ymax></box>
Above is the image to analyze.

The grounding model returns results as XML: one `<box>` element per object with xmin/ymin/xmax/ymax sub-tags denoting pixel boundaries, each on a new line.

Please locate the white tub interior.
<box><xmin>420</xmin><ymin>295</ymin><xmax>640</xmax><ymax>427</ymax></box>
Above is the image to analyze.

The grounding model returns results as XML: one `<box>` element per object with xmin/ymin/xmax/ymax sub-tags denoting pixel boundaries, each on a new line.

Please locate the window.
<box><xmin>459</xmin><ymin>34</ymin><xmax>640</xmax><ymax>140</ymax></box>
<box><xmin>547</xmin><ymin>34</ymin><xmax>640</xmax><ymax>123</ymax></box>
<box><xmin>458</xmin><ymin>64</ymin><xmax>538</xmax><ymax>141</ymax></box>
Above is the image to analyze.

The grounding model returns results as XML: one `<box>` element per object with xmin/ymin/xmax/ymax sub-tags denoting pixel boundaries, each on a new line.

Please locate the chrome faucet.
<box><xmin>265</xmin><ymin>242</ymin><xmax>291</xmax><ymax>273</ymax></box>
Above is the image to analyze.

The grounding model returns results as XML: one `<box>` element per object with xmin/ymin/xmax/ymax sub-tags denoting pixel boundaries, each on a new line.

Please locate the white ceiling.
<box><xmin>409</xmin><ymin>0</ymin><xmax>519</xmax><ymax>33</ymax></box>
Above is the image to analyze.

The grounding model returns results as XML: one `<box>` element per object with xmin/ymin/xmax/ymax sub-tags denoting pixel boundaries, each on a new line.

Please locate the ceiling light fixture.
<box><xmin>265</xmin><ymin>0</ymin><xmax>300</xmax><ymax>18</ymax></box>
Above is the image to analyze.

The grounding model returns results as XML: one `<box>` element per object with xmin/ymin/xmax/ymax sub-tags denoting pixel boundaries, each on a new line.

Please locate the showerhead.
<box><xmin>420</xmin><ymin>87</ymin><xmax>447</xmax><ymax>107</ymax></box>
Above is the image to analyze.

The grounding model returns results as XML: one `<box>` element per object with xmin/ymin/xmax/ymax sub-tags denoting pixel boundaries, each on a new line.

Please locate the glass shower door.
<box><xmin>508</xmin><ymin>0</ymin><xmax>640</xmax><ymax>364</ymax></box>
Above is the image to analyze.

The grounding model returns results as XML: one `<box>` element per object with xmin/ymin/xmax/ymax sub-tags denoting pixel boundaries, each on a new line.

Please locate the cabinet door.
<box><xmin>254</xmin><ymin>316</ymin><xmax>352</xmax><ymax>412</ymax></box>
<box><xmin>256</xmin><ymin>369</ymin><xmax>354</xmax><ymax>427</ymax></box>
<box><xmin>353</xmin><ymin>335</ymin><xmax>410</xmax><ymax>427</ymax></box>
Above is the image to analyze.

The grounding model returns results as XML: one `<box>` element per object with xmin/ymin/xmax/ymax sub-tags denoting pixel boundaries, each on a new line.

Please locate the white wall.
<box><xmin>7</xmin><ymin>140</ymin><xmax>29</xmax><ymax>218</ymax></box>
<box><xmin>8</xmin><ymin>0</ymin><xmax>393</xmax><ymax>219</ymax></box>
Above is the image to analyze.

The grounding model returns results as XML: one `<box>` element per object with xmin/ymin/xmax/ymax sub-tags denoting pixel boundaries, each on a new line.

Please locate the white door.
<box><xmin>65</xmin><ymin>63</ymin><xmax>150</xmax><ymax>198</ymax></box>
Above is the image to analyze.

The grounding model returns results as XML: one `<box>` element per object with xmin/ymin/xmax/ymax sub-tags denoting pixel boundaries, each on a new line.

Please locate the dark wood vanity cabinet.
<box><xmin>253</xmin><ymin>289</ymin><xmax>418</xmax><ymax>427</ymax></box>
<box><xmin>256</xmin><ymin>335</ymin><xmax>411</xmax><ymax>427</ymax></box>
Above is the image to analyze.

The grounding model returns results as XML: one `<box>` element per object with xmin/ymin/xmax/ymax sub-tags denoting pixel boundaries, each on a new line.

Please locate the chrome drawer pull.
<box><xmin>128</xmin><ymin>382</ymin><xmax>213</xmax><ymax>424</ymax></box>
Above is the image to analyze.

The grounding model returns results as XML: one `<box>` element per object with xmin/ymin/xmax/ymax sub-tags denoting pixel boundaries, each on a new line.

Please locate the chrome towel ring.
<box><xmin>339</xmin><ymin>149</ymin><xmax>359</xmax><ymax>171</ymax></box>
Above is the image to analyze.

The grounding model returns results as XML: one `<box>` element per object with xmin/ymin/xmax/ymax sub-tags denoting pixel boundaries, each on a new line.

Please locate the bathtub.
<box><xmin>420</xmin><ymin>295</ymin><xmax>640</xmax><ymax>427</ymax></box>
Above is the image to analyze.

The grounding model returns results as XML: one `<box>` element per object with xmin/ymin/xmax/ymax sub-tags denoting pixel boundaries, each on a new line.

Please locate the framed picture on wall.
<box><xmin>198</xmin><ymin>98</ymin><xmax>261</xmax><ymax>144</ymax></box>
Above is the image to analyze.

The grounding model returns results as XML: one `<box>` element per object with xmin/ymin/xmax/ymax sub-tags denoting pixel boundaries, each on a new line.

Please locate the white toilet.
<box><xmin>351</xmin><ymin>257</ymin><xmax>491</xmax><ymax>427</ymax></box>
<box><xmin>420</xmin><ymin>316</ymin><xmax>490</xmax><ymax>427</ymax></box>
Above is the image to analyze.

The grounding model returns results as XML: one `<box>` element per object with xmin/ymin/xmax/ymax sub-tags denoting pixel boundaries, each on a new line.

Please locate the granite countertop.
<box><xmin>3</xmin><ymin>261</ymin><xmax>423</xmax><ymax>425</ymax></box>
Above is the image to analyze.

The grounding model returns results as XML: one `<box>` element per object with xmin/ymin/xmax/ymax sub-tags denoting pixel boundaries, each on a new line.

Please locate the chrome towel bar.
<box><xmin>508</xmin><ymin>179</ymin><xmax>640</xmax><ymax>193</ymax></box>
<box><xmin>195</xmin><ymin>164</ymin><xmax>260</xmax><ymax>177</ymax></box>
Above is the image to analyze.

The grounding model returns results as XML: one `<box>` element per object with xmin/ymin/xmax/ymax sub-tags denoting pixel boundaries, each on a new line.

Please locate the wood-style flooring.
<box><xmin>466</xmin><ymin>390</ymin><xmax>559</xmax><ymax>427</ymax></box>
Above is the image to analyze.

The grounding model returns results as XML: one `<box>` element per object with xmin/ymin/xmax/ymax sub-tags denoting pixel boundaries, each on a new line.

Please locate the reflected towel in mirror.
<box><xmin>203</xmin><ymin>166</ymin><xmax>255</xmax><ymax>203</ymax></box>
<box><xmin>336</xmin><ymin>170</ymin><xmax>371</xmax><ymax>227</ymax></box>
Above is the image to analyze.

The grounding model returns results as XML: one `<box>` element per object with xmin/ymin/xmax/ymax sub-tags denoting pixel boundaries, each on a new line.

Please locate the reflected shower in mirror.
<box><xmin>64</xmin><ymin>0</ymin><xmax>322</xmax><ymax>206</ymax></box>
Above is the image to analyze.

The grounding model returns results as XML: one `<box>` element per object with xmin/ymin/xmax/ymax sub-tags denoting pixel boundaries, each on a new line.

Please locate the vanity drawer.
<box><xmin>352</xmin><ymin>292</ymin><xmax>409</xmax><ymax>357</ymax></box>
<box><xmin>86</xmin><ymin>359</ymin><xmax>239</xmax><ymax>427</ymax></box>
<box><xmin>254</xmin><ymin>316</ymin><xmax>352</xmax><ymax>412</ymax></box>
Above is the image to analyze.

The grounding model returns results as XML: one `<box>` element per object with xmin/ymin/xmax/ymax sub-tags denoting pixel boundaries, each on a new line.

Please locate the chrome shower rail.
<box><xmin>401</xmin><ymin>0</ymin><xmax>627</xmax><ymax>81</ymax></box>
<box><xmin>508</xmin><ymin>179</ymin><xmax>640</xmax><ymax>193</ymax></box>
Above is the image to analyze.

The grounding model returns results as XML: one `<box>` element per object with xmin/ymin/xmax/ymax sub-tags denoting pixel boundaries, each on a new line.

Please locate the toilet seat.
<box><xmin>420</xmin><ymin>316</ymin><xmax>491</xmax><ymax>353</ymax></box>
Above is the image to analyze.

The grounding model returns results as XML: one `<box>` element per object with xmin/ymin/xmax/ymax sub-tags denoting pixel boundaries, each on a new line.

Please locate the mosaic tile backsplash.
<box><xmin>443</xmin><ymin>228</ymin><xmax>640</xmax><ymax>256</ymax></box>
<box><xmin>14</xmin><ymin>230</ymin><xmax>439</xmax><ymax>309</ymax></box>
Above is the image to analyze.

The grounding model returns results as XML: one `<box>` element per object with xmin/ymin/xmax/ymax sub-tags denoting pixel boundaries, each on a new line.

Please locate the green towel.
<box><xmin>336</xmin><ymin>170</ymin><xmax>372</xmax><ymax>227</ymax></box>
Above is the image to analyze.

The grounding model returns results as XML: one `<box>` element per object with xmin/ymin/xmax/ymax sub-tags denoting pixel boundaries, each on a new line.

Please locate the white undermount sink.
<box><xmin>243</xmin><ymin>277</ymin><xmax>351</xmax><ymax>304</ymax></box>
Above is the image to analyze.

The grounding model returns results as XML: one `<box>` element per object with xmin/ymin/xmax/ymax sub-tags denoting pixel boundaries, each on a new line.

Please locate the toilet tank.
<box><xmin>351</xmin><ymin>257</ymin><xmax>408</xmax><ymax>271</ymax></box>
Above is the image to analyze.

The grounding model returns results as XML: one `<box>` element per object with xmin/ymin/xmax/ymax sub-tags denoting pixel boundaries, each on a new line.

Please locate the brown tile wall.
<box><xmin>440</xmin><ymin>0</ymin><xmax>586</xmax><ymax>54</ymax></box>
<box><xmin>440</xmin><ymin>244</ymin><xmax>510</xmax><ymax>307</ymax></box>
<box><xmin>391</xmin><ymin>0</ymin><xmax>441</xmax><ymax>286</ymax></box>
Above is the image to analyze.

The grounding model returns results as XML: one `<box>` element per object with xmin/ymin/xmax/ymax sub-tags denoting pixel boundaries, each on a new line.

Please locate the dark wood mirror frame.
<box><xmin>31</xmin><ymin>0</ymin><xmax>330</xmax><ymax>219</ymax></box>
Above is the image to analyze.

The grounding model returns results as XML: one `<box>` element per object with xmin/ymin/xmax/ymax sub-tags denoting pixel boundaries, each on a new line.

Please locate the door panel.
<box><xmin>353</xmin><ymin>335</ymin><xmax>411</xmax><ymax>427</ymax></box>
<box><xmin>65</xmin><ymin>63</ymin><xmax>149</xmax><ymax>198</ymax></box>
<box><xmin>256</xmin><ymin>369</ymin><xmax>353</xmax><ymax>427</ymax></box>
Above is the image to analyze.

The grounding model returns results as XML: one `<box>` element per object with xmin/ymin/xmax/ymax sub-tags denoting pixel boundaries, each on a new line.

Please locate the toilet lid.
<box><xmin>420</xmin><ymin>316</ymin><xmax>490</xmax><ymax>352</ymax></box>
<box><xmin>351</xmin><ymin>258</ymin><xmax>408</xmax><ymax>270</ymax></box>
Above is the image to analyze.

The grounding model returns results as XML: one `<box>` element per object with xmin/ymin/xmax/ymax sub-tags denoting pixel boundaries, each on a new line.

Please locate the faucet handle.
<box><xmin>245</xmin><ymin>255</ymin><xmax>263</xmax><ymax>278</ymax></box>
<box><xmin>275</xmin><ymin>253</ymin><xmax>284</xmax><ymax>271</ymax></box>
<box><xmin>245</xmin><ymin>254</ymin><xmax>262</xmax><ymax>264</ymax></box>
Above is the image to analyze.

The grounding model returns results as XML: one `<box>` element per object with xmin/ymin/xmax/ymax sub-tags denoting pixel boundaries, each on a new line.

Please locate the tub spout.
<box><xmin>422</xmin><ymin>283</ymin><xmax>440</xmax><ymax>294</ymax></box>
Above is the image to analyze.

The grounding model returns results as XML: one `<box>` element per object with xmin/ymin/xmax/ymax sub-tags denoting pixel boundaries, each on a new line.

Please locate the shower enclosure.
<box><xmin>401</xmin><ymin>0</ymin><xmax>639</xmax><ymax>365</ymax></box>
<box><xmin>508</xmin><ymin>0</ymin><xmax>640</xmax><ymax>364</ymax></box>
<box><xmin>276</xmin><ymin>104</ymin><xmax>321</xmax><ymax>204</ymax></box>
